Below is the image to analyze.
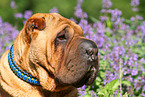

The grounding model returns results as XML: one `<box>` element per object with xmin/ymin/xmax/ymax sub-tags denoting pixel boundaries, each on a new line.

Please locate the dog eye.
<box><xmin>57</xmin><ymin>34</ymin><xmax>66</xmax><ymax>40</ymax></box>
<box><xmin>57</xmin><ymin>31</ymin><xmax>67</xmax><ymax>41</ymax></box>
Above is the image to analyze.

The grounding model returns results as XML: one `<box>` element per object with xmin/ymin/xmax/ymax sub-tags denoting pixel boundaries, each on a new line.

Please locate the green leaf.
<box><xmin>118</xmin><ymin>30</ymin><xmax>124</xmax><ymax>34</ymax></box>
<box><xmin>111</xmin><ymin>79</ymin><xmax>119</xmax><ymax>92</ymax></box>
<box><xmin>98</xmin><ymin>79</ymin><xmax>119</xmax><ymax>96</ymax></box>
<box><xmin>122</xmin><ymin>80</ymin><xmax>131</xmax><ymax>86</ymax></box>
<box><xmin>123</xmin><ymin>92</ymin><xmax>128</xmax><ymax>97</ymax></box>
<box><xmin>96</xmin><ymin>76</ymin><xmax>102</xmax><ymax>82</ymax></box>
<box><xmin>106</xmin><ymin>17</ymin><xmax>111</xmax><ymax>29</ymax></box>
<box><xmin>124</xmin><ymin>19</ymin><xmax>132</xmax><ymax>24</ymax></box>
<box><xmin>83</xmin><ymin>94</ymin><xmax>91</xmax><ymax>97</ymax></box>
<box><xmin>120</xmin><ymin>69</ymin><xmax>123</xmax><ymax>82</ymax></box>
<box><xmin>124</xmin><ymin>55</ymin><xmax>129</xmax><ymax>60</ymax></box>
<box><xmin>4</xmin><ymin>42</ymin><xmax>13</xmax><ymax>47</ymax></box>
<box><xmin>130</xmin><ymin>25</ymin><xmax>136</xmax><ymax>30</ymax></box>
<box><xmin>105</xmin><ymin>31</ymin><xmax>112</xmax><ymax>37</ymax></box>
<box><xmin>86</xmin><ymin>86</ymin><xmax>91</xmax><ymax>91</ymax></box>
<box><xmin>90</xmin><ymin>16</ymin><xmax>100</xmax><ymax>23</ymax></box>
<box><xmin>99</xmin><ymin>70</ymin><xmax>105</xmax><ymax>78</ymax></box>
<box><xmin>99</xmin><ymin>50</ymin><xmax>105</xmax><ymax>55</ymax></box>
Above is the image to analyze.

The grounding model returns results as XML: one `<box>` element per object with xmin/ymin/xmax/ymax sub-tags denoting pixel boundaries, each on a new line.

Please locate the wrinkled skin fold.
<box><xmin>0</xmin><ymin>13</ymin><xmax>99</xmax><ymax>97</ymax></box>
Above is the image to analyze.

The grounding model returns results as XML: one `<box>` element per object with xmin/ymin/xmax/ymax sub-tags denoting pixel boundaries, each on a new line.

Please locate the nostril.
<box><xmin>86</xmin><ymin>48</ymin><xmax>98</xmax><ymax>61</ymax></box>
<box><xmin>86</xmin><ymin>48</ymin><xmax>94</xmax><ymax>56</ymax></box>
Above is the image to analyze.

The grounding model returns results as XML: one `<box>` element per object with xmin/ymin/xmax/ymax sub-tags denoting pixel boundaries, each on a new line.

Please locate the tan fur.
<box><xmin>0</xmin><ymin>13</ymin><xmax>98</xmax><ymax>97</ymax></box>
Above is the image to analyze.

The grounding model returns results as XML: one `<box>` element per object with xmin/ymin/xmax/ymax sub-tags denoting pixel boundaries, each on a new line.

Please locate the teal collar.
<box><xmin>8</xmin><ymin>45</ymin><xmax>40</xmax><ymax>85</ymax></box>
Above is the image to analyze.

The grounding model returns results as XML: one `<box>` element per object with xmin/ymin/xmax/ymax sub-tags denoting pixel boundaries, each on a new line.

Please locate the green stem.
<box><xmin>119</xmin><ymin>59</ymin><xmax>123</xmax><ymax>97</ymax></box>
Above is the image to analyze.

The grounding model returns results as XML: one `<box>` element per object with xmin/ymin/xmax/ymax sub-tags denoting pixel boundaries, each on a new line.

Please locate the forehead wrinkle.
<box><xmin>45</xmin><ymin>13</ymin><xmax>83</xmax><ymax>40</ymax></box>
<box><xmin>45</xmin><ymin>13</ymin><xmax>76</xmax><ymax>30</ymax></box>
<box><xmin>49</xmin><ymin>13</ymin><xmax>71</xmax><ymax>27</ymax></box>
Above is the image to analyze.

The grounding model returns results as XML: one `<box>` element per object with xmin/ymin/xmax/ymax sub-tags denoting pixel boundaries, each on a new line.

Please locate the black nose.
<box><xmin>86</xmin><ymin>48</ymin><xmax>98</xmax><ymax>61</ymax></box>
<box><xmin>79</xmin><ymin>39</ymin><xmax>98</xmax><ymax>61</ymax></box>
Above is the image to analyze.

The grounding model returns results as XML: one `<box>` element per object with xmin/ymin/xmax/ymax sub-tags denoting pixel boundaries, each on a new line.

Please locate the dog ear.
<box><xmin>24</xmin><ymin>17</ymin><xmax>46</xmax><ymax>43</ymax></box>
<box><xmin>25</xmin><ymin>17</ymin><xmax>46</xmax><ymax>32</ymax></box>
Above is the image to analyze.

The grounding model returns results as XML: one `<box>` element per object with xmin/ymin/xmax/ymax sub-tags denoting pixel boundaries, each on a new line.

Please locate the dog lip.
<box><xmin>85</xmin><ymin>66</ymin><xmax>97</xmax><ymax>85</ymax></box>
<box><xmin>72</xmin><ymin>66</ymin><xmax>97</xmax><ymax>87</ymax></box>
<box><xmin>72</xmin><ymin>71</ymin><xmax>91</xmax><ymax>87</ymax></box>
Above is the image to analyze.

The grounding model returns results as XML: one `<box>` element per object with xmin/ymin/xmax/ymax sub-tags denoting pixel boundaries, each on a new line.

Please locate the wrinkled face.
<box><xmin>26</xmin><ymin>13</ymin><xmax>99</xmax><ymax>88</ymax></box>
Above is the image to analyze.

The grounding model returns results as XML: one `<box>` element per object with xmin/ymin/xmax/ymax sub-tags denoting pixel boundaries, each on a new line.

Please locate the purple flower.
<box><xmin>140</xmin><ymin>22</ymin><xmax>145</xmax><ymax>42</ymax></box>
<box><xmin>14</xmin><ymin>13</ymin><xmax>23</xmax><ymax>19</ymax></box>
<box><xmin>74</xmin><ymin>0</ymin><xmax>88</xmax><ymax>19</ymax></box>
<box><xmin>131</xmin><ymin>69</ymin><xmax>138</xmax><ymax>76</ymax></box>
<box><xmin>74</xmin><ymin>8</ymin><xmax>83</xmax><ymax>18</ymax></box>
<box><xmin>74</xmin><ymin>8</ymin><xmax>88</xmax><ymax>19</ymax></box>
<box><xmin>24</xmin><ymin>10</ymin><xmax>33</xmax><ymax>20</ymax></box>
<box><xmin>132</xmin><ymin>8</ymin><xmax>138</xmax><ymax>12</ymax></box>
<box><xmin>23</xmin><ymin>20</ymin><xmax>27</xmax><ymax>25</ymax></box>
<box><xmin>130</xmin><ymin>17</ymin><xmax>136</xmax><ymax>21</ymax></box>
<box><xmin>79</xmin><ymin>18</ymin><xmax>88</xmax><ymax>29</ymax></box>
<box><xmin>104</xmin><ymin>70</ymin><xmax>118</xmax><ymax>85</ymax></box>
<box><xmin>76</xmin><ymin>0</ymin><xmax>84</xmax><ymax>8</ymax></box>
<box><xmin>124</xmin><ymin>60</ymin><xmax>127</xmax><ymax>65</ymax></box>
<box><xmin>103</xmin><ymin>55</ymin><xmax>107</xmax><ymax>60</ymax></box>
<box><xmin>69</xmin><ymin>17</ymin><xmax>77</xmax><ymax>23</ymax></box>
<box><xmin>102</xmin><ymin>0</ymin><xmax>112</xmax><ymax>9</ymax></box>
<box><xmin>111</xmin><ymin>9</ymin><xmax>122</xmax><ymax>22</ymax></box>
<box><xmin>83</xmin><ymin>12</ymin><xmax>88</xmax><ymax>18</ymax></box>
<box><xmin>92</xmin><ymin>22</ymin><xmax>105</xmax><ymax>48</ymax></box>
<box><xmin>124</xmin><ymin>71</ymin><xmax>128</xmax><ymax>75</ymax></box>
<box><xmin>90</xmin><ymin>90</ymin><xmax>97</xmax><ymax>97</ymax></box>
<box><xmin>130</xmin><ymin>76</ymin><xmax>133</xmax><ymax>82</ymax></box>
<box><xmin>0</xmin><ymin>18</ymin><xmax>19</xmax><ymax>57</ymax></box>
<box><xmin>143</xmin><ymin>85</ymin><xmax>145</xmax><ymax>92</ymax></box>
<box><xmin>114</xmin><ymin>89</ymin><xmax>119</xmax><ymax>94</ymax></box>
<box><xmin>0</xmin><ymin>17</ymin><xmax>3</xmax><ymax>28</ymax></box>
<box><xmin>49</xmin><ymin>7</ymin><xmax>59</xmax><ymax>13</ymax></box>
<box><xmin>78</xmin><ymin>0</ymin><xmax>84</xmax><ymax>4</ymax></box>
<box><xmin>131</xmin><ymin>0</ymin><xmax>140</xmax><ymax>11</ymax></box>
<box><xmin>140</xmin><ymin>58</ymin><xmax>145</xmax><ymax>63</ymax></box>
<box><xmin>10</xmin><ymin>0</ymin><xmax>17</xmax><ymax>9</ymax></box>
<box><xmin>1</xmin><ymin>0</ymin><xmax>145</xmax><ymax>96</ymax></box>
<box><xmin>78</xmin><ymin>85</ymin><xmax>87</xmax><ymax>97</ymax></box>
<box><xmin>131</xmin><ymin>0</ymin><xmax>140</xmax><ymax>7</ymax></box>
<box><xmin>133</xmin><ymin>54</ymin><xmax>138</xmax><ymax>61</ymax></box>
<box><xmin>100</xmin><ymin>9</ymin><xmax>111</xmax><ymax>14</ymax></box>
<box><xmin>100</xmin><ymin>16</ymin><xmax>108</xmax><ymax>22</ymax></box>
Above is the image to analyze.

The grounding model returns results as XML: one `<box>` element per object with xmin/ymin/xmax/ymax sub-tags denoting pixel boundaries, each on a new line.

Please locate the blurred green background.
<box><xmin>0</xmin><ymin>0</ymin><xmax>145</xmax><ymax>27</ymax></box>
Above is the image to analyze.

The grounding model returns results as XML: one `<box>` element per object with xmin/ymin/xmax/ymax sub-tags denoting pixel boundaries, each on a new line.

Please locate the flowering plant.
<box><xmin>0</xmin><ymin>0</ymin><xmax>145</xmax><ymax>96</ymax></box>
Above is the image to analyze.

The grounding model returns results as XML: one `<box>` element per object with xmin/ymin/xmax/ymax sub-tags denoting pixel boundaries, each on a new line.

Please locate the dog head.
<box><xmin>16</xmin><ymin>13</ymin><xmax>99</xmax><ymax>91</ymax></box>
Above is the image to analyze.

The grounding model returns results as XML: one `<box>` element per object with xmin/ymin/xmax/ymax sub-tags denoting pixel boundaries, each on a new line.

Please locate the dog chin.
<box><xmin>72</xmin><ymin>66</ymin><xmax>97</xmax><ymax>88</ymax></box>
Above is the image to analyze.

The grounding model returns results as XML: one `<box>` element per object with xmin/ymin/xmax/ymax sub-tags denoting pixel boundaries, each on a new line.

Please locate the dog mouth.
<box><xmin>72</xmin><ymin>66</ymin><xmax>97</xmax><ymax>88</ymax></box>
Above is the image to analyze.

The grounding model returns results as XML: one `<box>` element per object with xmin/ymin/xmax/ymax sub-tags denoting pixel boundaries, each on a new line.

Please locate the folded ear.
<box><xmin>25</xmin><ymin>17</ymin><xmax>46</xmax><ymax>32</ymax></box>
<box><xmin>24</xmin><ymin>16</ymin><xmax>46</xmax><ymax>43</ymax></box>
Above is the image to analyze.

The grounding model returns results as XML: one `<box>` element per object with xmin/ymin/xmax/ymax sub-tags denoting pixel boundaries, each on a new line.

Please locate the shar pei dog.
<box><xmin>0</xmin><ymin>13</ymin><xmax>99</xmax><ymax>97</ymax></box>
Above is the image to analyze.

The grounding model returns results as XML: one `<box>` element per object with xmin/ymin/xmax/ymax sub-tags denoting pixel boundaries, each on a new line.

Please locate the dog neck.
<box><xmin>7</xmin><ymin>44</ymin><xmax>77</xmax><ymax>96</ymax></box>
<box><xmin>8</xmin><ymin>45</ymin><xmax>40</xmax><ymax>85</ymax></box>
